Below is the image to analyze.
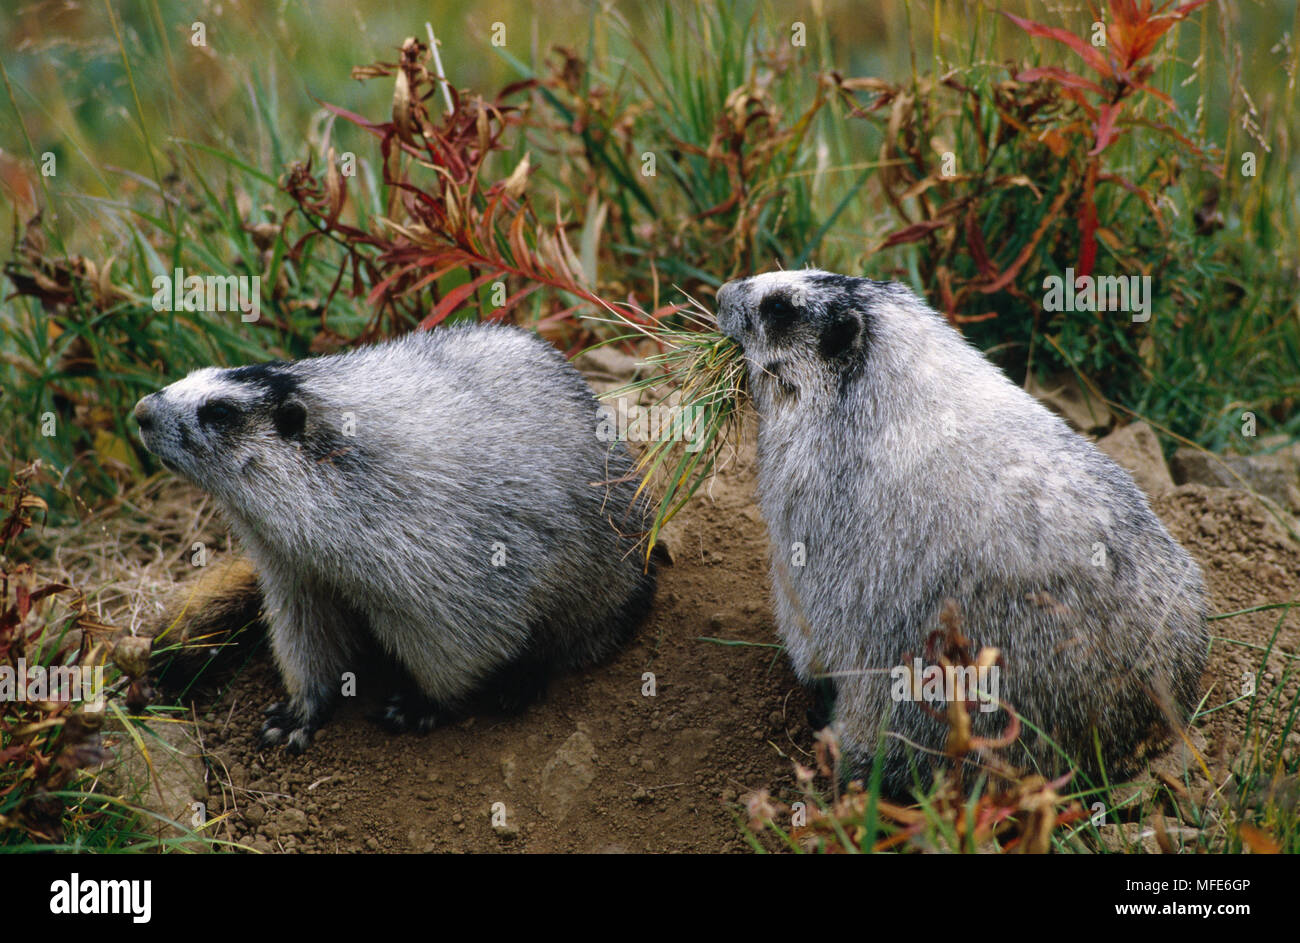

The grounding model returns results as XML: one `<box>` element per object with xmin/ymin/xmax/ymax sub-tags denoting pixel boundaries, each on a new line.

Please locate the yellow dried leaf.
<box><xmin>393</xmin><ymin>63</ymin><xmax>415</xmax><ymax>145</ymax></box>
<box><xmin>476</xmin><ymin>105</ymin><xmax>490</xmax><ymax>158</ymax></box>
<box><xmin>503</xmin><ymin>152</ymin><xmax>531</xmax><ymax>201</ymax></box>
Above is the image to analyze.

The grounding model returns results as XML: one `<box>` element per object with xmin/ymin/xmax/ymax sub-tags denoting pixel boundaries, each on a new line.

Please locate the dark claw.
<box><xmin>260</xmin><ymin>701</ymin><xmax>316</xmax><ymax>752</ymax></box>
<box><xmin>374</xmin><ymin>691</ymin><xmax>443</xmax><ymax>734</ymax></box>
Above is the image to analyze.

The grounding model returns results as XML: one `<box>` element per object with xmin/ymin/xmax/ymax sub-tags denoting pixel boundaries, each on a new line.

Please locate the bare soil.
<box><xmin>63</xmin><ymin>400</ymin><xmax>1298</xmax><ymax>854</ymax></box>
<box><xmin>169</xmin><ymin>434</ymin><xmax>820</xmax><ymax>853</ymax></box>
<box><xmin>129</xmin><ymin>445</ymin><xmax>1294</xmax><ymax>854</ymax></box>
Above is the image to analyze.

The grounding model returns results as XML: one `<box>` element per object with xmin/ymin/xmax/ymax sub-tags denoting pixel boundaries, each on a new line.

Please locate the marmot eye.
<box><xmin>197</xmin><ymin>400</ymin><xmax>239</xmax><ymax>426</ymax></box>
<box><xmin>760</xmin><ymin>296</ymin><xmax>797</xmax><ymax>323</ymax></box>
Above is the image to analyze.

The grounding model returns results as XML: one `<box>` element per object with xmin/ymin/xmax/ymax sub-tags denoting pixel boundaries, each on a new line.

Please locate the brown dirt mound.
<box><xmin>1152</xmin><ymin>484</ymin><xmax>1300</xmax><ymax>781</ymax></box>
<box><xmin>65</xmin><ymin>427</ymin><xmax>1300</xmax><ymax>853</ymax></box>
<box><xmin>173</xmin><ymin>434</ymin><xmax>817</xmax><ymax>853</ymax></box>
<box><xmin>151</xmin><ymin>472</ymin><xmax>1297</xmax><ymax>852</ymax></box>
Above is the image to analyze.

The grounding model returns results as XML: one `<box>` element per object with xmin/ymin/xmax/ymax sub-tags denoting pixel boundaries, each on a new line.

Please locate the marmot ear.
<box><xmin>819</xmin><ymin>311</ymin><xmax>861</xmax><ymax>360</ymax></box>
<box><xmin>273</xmin><ymin>399</ymin><xmax>307</xmax><ymax>439</ymax></box>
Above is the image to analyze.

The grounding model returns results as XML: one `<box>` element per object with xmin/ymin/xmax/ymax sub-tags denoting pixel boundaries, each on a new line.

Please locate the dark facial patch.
<box><xmin>226</xmin><ymin>361</ymin><xmax>305</xmax><ymax>438</ymax></box>
<box><xmin>273</xmin><ymin>400</ymin><xmax>307</xmax><ymax>439</ymax></box>
<box><xmin>225</xmin><ymin>362</ymin><xmax>299</xmax><ymax>405</ymax></box>
<box><xmin>822</xmin><ymin>294</ymin><xmax>872</xmax><ymax>402</ymax></box>
<box><xmin>197</xmin><ymin>398</ymin><xmax>242</xmax><ymax>428</ymax></box>
<box><xmin>818</xmin><ymin>299</ymin><xmax>862</xmax><ymax>361</ymax></box>
<box><xmin>758</xmin><ymin>291</ymin><xmax>800</xmax><ymax>345</ymax></box>
<box><xmin>804</xmin><ymin>272</ymin><xmax>863</xmax><ymax>295</ymax></box>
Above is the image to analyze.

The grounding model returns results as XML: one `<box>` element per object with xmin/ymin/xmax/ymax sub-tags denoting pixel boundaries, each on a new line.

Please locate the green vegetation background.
<box><xmin>1</xmin><ymin>0</ymin><xmax>1297</xmax><ymax>504</ymax></box>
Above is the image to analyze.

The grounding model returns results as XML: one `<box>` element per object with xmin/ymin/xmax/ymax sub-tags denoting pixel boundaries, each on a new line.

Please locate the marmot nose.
<box><xmin>716</xmin><ymin>281</ymin><xmax>737</xmax><ymax>310</ymax></box>
<box><xmin>715</xmin><ymin>281</ymin><xmax>744</xmax><ymax>337</ymax></box>
<box><xmin>134</xmin><ymin>396</ymin><xmax>155</xmax><ymax>432</ymax></box>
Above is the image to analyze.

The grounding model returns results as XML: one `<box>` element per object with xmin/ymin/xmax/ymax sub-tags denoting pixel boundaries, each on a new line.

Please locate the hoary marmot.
<box><xmin>135</xmin><ymin>323</ymin><xmax>655</xmax><ymax>752</ymax></box>
<box><xmin>717</xmin><ymin>270</ymin><xmax>1208</xmax><ymax>796</ymax></box>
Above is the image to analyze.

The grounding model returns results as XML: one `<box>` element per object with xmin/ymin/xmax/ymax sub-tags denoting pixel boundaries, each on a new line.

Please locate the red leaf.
<box><xmin>1130</xmin><ymin>79</ymin><xmax>1175</xmax><ymax>110</ymax></box>
<box><xmin>1077</xmin><ymin>163</ymin><xmax>1099</xmax><ymax>278</ymax></box>
<box><xmin>977</xmin><ymin>186</ymin><xmax>1074</xmax><ymax>294</ymax></box>
<box><xmin>481</xmin><ymin>283</ymin><xmax>542</xmax><ymax>322</ymax></box>
<box><xmin>406</xmin><ymin>262</ymin><xmax>465</xmax><ymax>296</ymax></box>
<box><xmin>1097</xmin><ymin>171</ymin><xmax>1165</xmax><ymax>227</ymax></box>
<box><xmin>643</xmin><ymin>302</ymin><xmax>688</xmax><ymax>323</ymax></box>
<box><xmin>418</xmin><ymin>270</ymin><xmax>501</xmax><ymax>330</ymax></box>
<box><xmin>535</xmin><ymin>303</ymin><xmax>583</xmax><ymax>328</ymax></box>
<box><xmin>1056</xmin><ymin>85</ymin><xmax>1099</xmax><ymax>118</ymax></box>
<box><xmin>364</xmin><ymin>264</ymin><xmax>415</xmax><ymax>308</ymax></box>
<box><xmin>1001</xmin><ymin>11</ymin><xmax>1112</xmax><ymax>78</ymax></box>
<box><xmin>1088</xmin><ymin>102</ymin><xmax>1124</xmax><ymax>155</ymax></box>
<box><xmin>1016</xmin><ymin>66</ymin><xmax>1105</xmax><ymax>96</ymax></box>
<box><xmin>316</xmin><ymin>98</ymin><xmax>389</xmax><ymax>137</ymax></box>
<box><xmin>1109</xmin><ymin>0</ymin><xmax>1211</xmax><ymax>70</ymax></box>
<box><xmin>964</xmin><ymin>206</ymin><xmax>996</xmax><ymax>279</ymax></box>
<box><xmin>879</xmin><ymin>217</ymin><xmax>952</xmax><ymax>249</ymax></box>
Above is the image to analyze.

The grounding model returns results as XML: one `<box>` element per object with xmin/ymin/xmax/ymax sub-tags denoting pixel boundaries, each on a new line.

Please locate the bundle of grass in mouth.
<box><xmin>588</xmin><ymin>296</ymin><xmax>748</xmax><ymax>561</ymax></box>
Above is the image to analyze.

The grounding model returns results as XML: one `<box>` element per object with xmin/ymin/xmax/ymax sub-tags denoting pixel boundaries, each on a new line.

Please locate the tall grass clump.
<box><xmin>620</xmin><ymin>0</ymin><xmax>1298</xmax><ymax>544</ymax></box>
<box><xmin>0</xmin><ymin>462</ymin><xmax>201</xmax><ymax>850</ymax></box>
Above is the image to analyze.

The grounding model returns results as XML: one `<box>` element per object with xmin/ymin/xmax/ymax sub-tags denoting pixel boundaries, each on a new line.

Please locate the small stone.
<box><xmin>1096</xmin><ymin>421</ymin><xmax>1173</xmax><ymax>498</ymax></box>
<box><xmin>1027</xmin><ymin>370</ymin><xmax>1114</xmax><ymax>434</ymax></box>
<box><xmin>500</xmin><ymin>755</ymin><xmax>517</xmax><ymax>789</ymax></box>
<box><xmin>540</xmin><ymin>731</ymin><xmax>598</xmax><ymax>820</ymax></box>
<box><xmin>279</xmin><ymin>807</ymin><xmax>309</xmax><ymax>835</ymax></box>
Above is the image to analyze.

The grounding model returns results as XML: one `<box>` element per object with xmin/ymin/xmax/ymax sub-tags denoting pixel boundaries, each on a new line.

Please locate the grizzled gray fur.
<box><xmin>717</xmin><ymin>270</ymin><xmax>1208</xmax><ymax>796</ymax></box>
<box><xmin>135</xmin><ymin>324</ymin><xmax>654</xmax><ymax>752</ymax></box>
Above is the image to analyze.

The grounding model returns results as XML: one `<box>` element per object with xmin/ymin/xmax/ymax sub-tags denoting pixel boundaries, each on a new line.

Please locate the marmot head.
<box><xmin>134</xmin><ymin>362</ymin><xmax>311</xmax><ymax>497</ymax></box>
<box><xmin>716</xmin><ymin>270</ymin><xmax>875</xmax><ymax>406</ymax></box>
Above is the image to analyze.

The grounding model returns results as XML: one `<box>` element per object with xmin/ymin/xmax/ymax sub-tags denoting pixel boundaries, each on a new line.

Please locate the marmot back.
<box><xmin>135</xmin><ymin>323</ymin><xmax>655</xmax><ymax>752</ymax></box>
<box><xmin>717</xmin><ymin>270</ymin><xmax>1208</xmax><ymax>796</ymax></box>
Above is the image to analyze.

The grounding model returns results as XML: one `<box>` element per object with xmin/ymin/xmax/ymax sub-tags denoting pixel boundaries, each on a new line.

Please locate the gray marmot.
<box><xmin>716</xmin><ymin>270</ymin><xmax>1208</xmax><ymax>796</ymax></box>
<box><xmin>134</xmin><ymin>323</ymin><xmax>655</xmax><ymax>752</ymax></box>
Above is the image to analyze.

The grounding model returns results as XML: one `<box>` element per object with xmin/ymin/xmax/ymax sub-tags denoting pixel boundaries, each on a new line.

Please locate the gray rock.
<box><xmin>541</xmin><ymin>731</ymin><xmax>597</xmax><ymax>820</ymax></box>
<box><xmin>1170</xmin><ymin>448</ymin><xmax>1300</xmax><ymax>511</ymax></box>
<box><xmin>1097</xmin><ymin>421</ymin><xmax>1173</xmax><ymax>499</ymax></box>
<box><xmin>573</xmin><ymin>343</ymin><xmax>643</xmax><ymax>382</ymax></box>
<box><xmin>1026</xmin><ymin>370</ymin><xmax>1114</xmax><ymax>434</ymax></box>
<box><xmin>500</xmin><ymin>754</ymin><xmax>517</xmax><ymax>790</ymax></box>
